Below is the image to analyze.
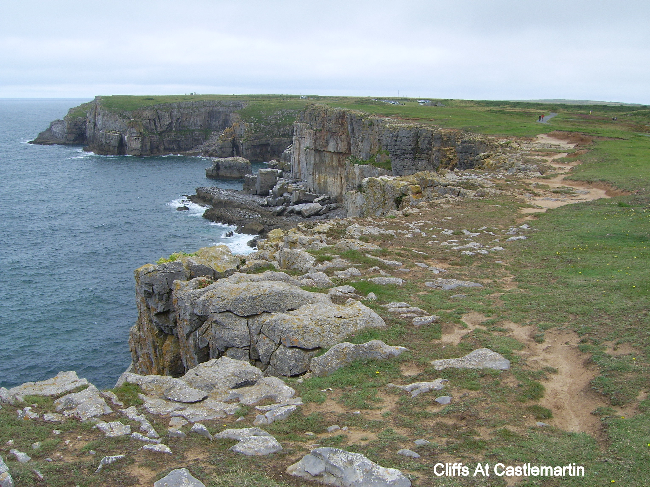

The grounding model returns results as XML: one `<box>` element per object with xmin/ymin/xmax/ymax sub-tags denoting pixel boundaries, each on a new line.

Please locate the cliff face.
<box><xmin>129</xmin><ymin>245</ymin><xmax>385</xmax><ymax>377</ymax></box>
<box><xmin>291</xmin><ymin>105</ymin><xmax>495</xmax><ymax>200</ymax></box>
<box><xmin>31</xmin><ymin>97</ymin><xmax>295</xmax><ymax>161</ymax></box>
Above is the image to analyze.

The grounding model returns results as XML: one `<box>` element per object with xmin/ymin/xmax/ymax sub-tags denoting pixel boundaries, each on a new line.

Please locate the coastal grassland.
<box><xmin>96</xmin><ymin>94</ymin><xmax>309</xmax><ymax>113</ymax></box>
<box><xmin>323</xmin><ymin>97</ymin><xmax>650</xmax><ymax>137</ymax></box>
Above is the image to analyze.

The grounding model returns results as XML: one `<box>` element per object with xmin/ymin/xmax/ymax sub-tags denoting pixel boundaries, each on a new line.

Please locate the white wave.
<box><xmin>209</xmin><ymin>222</ymin><xmax>256</xmax><ymax>254</ymax></box>
<box><xmin>167</xmin><ymin>197</ymin><xmax>206</xmax><ymax>217</ymax></box>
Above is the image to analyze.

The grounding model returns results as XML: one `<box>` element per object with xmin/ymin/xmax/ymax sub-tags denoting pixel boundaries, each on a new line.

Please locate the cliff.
<box><xmin>31</xmin><ymin>97</ymin><xmax>298</xmax><ymax>161</ymax></box>
<box><xmin>290</xmin><ymin>104</ymin><xmax>497</xmax><ymax>201</ymax></box>
<box><xmin>129</xmin><ymin>245</ymin><xmax>386</xmax><ymax>377</ymax></box>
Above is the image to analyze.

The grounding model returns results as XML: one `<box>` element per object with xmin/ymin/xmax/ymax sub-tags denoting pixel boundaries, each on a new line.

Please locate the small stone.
<box><xmin>169</xmin><ymin>417</ymin><xmax>188</xmax><ymax>429</ymax></box>
<box><xmin>414</xmin><ymin>439</ymin><xmax>430</xmax><ymax>446</ymax></box>
<box><xmin>412</xmin><ymin>315</ymin><xmax>439</xmax><ymax>326</ymax></box>
<box><xmin>365</xmin><ymin>292</ymin><xmax>377</xmax><ymax>301</ymax></box>
<box><xmin>142</xmin><ymin>444</ymin><xmax>172</xmax><ymax>454</ymax></box>
<box><xmin>131</xmin><ymin>432</ymin><xmax>161</xmax><ymax>444</ymax></box>
<box><xmin>431</xmin><ymin>348</ymin><xmax>510</xmax><ymax>371</ymax></box>
<box><xmin>31</xmin><ymin>442</ymin><xmax>41</xmax><ymax>450</ymax></box>
<box><xmin>17</xmin><ymin>407</ymin><xmax>39</xmax><ymax>420</ymax></box>
<box><xmin>190</xmin><ymin>423</ymin><xmax>213</xmax><ymax>441</ymax></box>
<box><xmin>10</xmin><ymin>449</ymin><xmax>30</xmax><ymax>463</ymax></box>
<box><xmin>536</xmin><ymin>422</ymin><xmax>549</xmax><ymax>427</ymax></box>
<box><xmin>95</xmin><ymin>421</ymin><xmax>131</xmax><ymax>437</ymax></box>
<box><xmin>425</xmin><ymin>278</ymin><xmax>483</xmax><ymax>290</ymax></box>
<box><xmin>327</xmin><ymin>425</ymin><xmax>340</xmax><ymax>433</ymax></box>
<box><xmin>95</xmin><ymin>455</ymin><xmax>125</xmax><ymax>473</ymax></box>
<box><xmin>368</xmin><ymin>277</ymin><xmax>404</xmax><ymax>286</ymax></box>
<box><xmin>389</xmin><ymin>379</ymin><xmax>447</xmax><ymax>398</ymax></box>
<box><xmin>154</xmin><ymin>468</ymin><xmax>206</xmax><ymax>487</ymax></box>
<box><xmin>43</xmin><ymin>413</ymin><xmax>65</xmax><ymax>423</ymax></box>
<box><xmin>168</xmin><ymin>429</ymin><xmax>187</xmax><ymax>439</ymax></box>
<box><xmin>435</xmin><ymin>396</ymin><xmax>452</xmax><ymax>405</ymax></box>
<box><xmin>397</xmin><ymin>448</ymin><xmax>421</xmax><ymax>458</ymax></box>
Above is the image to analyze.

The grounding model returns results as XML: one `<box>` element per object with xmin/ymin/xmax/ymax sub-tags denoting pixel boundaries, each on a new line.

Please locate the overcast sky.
<box><xmin>1</xmin><ymin>0</ymin><xmax>648</xmax><ymax>103</ymax></box>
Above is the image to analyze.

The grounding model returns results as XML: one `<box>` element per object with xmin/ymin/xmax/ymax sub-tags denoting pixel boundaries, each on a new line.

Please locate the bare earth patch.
<box><xmin>506</xmin><ymin>322</ymin><xmax>606</xmax><ymax>438</ymax></box>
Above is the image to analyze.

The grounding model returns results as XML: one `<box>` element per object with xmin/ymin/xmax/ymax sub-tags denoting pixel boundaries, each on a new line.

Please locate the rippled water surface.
<box><xmin>0</xmin><ymin>99</ymin><xmax>253</xmax><ymax>388</ymax></box>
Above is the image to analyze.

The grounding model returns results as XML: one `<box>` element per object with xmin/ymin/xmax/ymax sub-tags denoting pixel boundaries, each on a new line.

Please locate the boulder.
<box><xmin>397</xmin><ymin>449</ymin><xmax>420</xmax><ymax>458</ymax></box>
<box><xmin>180</xmin><ymin>357</ymin><xmax>263</xmax><ymax>393</ymax></box>
<box><xmin>142</xmin><ymin>444</ymin><xmax>172</xmax><ymax>454</ymax></box>
<box><xmin>154</xmin><ymin>468</ymin><xmax>206</xmax><ymax>487</ymax></box>
<box><xmin>310</xmin><ymin>340</ymin><xmax>408</xmax><ymax>376</ymax></box>
<box><xmin>190</xmin><ymin>423</ymin><xmax>213</xmax><ymax>440</ymax></box>
<box><xmin>214</xmin><ymin>428</ymin><xmax>282</xmax><ymax>456</ymax></box>
<box><xmin>253</xmin><ymin>404</ymin><xmax>298</xmax><ymax>425</ymax></box>
<box><xmin>256</xmin><ymin>168</ymin><xmax>282</xmax><ymax>196</ymax></box>
<box><xmin>287</xmin><ymin>447</ymin><xmax>411</xmax><ymax>486</ymax></box>
<box><xmin>242</xmin><ymin>174</ymin><xmax>257</xmax><ymax>194</ymax></box>
<box><xmin>300</xmin><ymin>272</ymin><xmax>334</xmax><ymax>288</ymax></box>
<box><xmin>430</xmin><ymin>348</ymin><xmax>510</xmax><ymax>370</ymax></box>
<box><xmin>53</xmin><ymin>385</ymin><xmax>112</xmax><ymax>421</ymax></box>
<box><xmin>276</xmin><ymin>248</ymin><xmax>317</xmax><ymax>273</ymax></box>
<box><xmin>226</xmin><ymin>377</ymin><xmax>297</xmax><ymax>405</ymax></box>
<box><xmin>206</xmin><ymin>157</ymin><xmax>252</xmax><ymax>179</ymax></box>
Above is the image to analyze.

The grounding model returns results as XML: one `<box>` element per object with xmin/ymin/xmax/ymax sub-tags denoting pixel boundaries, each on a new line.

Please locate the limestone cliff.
<box><xmin>31</xmin><ymin>97</ymin><xmax>297</xmax><ymax>161</ymax></box>
<box><xmin>291</xmin><ymin>105</ymin><xmax>496</xmax><ymax>201</ymax></box>
<box><xmin>129</xmin><ymin>245</ymin><xmax>385</xmax><ymax>377</ymax></box>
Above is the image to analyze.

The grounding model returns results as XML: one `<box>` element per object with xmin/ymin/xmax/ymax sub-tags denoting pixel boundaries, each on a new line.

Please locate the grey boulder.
<box><xmin>287</xmin><ymin>447</ymin><xmax>411</xmax><ymax>486</ymax></box>
<box><xmin>214</xmin><ymin>428</ymin><xmax>282</xmax><ymax>456</ymax></box>
<box><xmin>154</xmin><ymin>468</ymin><xmax>206</xmax><ymax>487</ymax></box>
<box><xmin>430</xmin><ymin>348</ymin><xmax>510</xmax><ymax>370</ymax></box>
<box><xmin>310</xmin><ymin>340</ymin><xmax>408</xmax><ymax>376</ymax></box>
<box><xmin>54</xmin><ymin>385</ymin><xmax>112</xmax><ymax>420</ymax></box>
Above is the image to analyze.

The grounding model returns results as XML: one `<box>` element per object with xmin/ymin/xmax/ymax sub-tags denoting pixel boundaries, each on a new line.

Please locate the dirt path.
<box><xmin>520</xmin><ymin>133</ymin><xmax>611</xmax><ymax>214</ymax></box>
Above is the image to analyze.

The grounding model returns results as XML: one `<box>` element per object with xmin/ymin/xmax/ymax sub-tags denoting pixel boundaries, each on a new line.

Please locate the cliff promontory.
<box><xmin>31</xmin><ymin>96</ymin><xmax>299</xmax><ymax>161</ymax></box>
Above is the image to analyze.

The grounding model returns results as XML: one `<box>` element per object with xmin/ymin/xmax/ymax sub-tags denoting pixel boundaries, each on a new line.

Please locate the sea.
<box><xmin>0</xmin><ymin>99</ymin><xmax>258</xmax><ymax>390</ymax></box>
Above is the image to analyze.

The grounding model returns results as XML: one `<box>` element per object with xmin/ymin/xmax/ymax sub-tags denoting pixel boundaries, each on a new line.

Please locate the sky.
<box><xmin>1</xmin><ymin>0</ymin><xmax>649</xmax><ymax>104</ymax></box>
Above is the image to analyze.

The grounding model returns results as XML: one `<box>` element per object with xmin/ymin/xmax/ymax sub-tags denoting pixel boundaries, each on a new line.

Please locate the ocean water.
<box><xmin>0</xmin><ymin>99</ymin><xmax>255</xmax><ymax>389</ymax></box>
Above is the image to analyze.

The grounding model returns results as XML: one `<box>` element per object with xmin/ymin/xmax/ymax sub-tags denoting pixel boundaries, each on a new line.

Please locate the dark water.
<box><xmin>0</xmin><ymin>99</ymin><xmax>254</xmax><ymax>389</ymax></box>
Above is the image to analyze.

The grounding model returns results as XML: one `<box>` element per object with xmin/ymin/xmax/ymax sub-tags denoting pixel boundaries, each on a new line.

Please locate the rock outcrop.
<box><xmin>129</xmin><ymin>246</ymin><xmax>386</xmax><ymax>377</ymax></box>
<box><xmin>291</xmin><ymin>104</ymin><xmax>497</xmax><ymax>201</ymax></box>
<box><xmin>205</xmin><ymin>157</ymin><xmax>252</xmax><ymax>179</ymax></box>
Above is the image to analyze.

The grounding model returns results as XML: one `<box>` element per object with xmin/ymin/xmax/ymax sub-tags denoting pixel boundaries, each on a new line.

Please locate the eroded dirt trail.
<box><xmin>510</xmin><ymin>325</ymin><xmax>605</xmax><ymax>437</ymax></box>
<box><xmin>520</xmin><ymin>133</ymin><xmax>613</xmax><ymax>215</ymax></box>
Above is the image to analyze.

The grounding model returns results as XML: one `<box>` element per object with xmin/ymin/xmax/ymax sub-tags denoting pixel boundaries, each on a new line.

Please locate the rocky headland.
<box><xmin>6</xmin><ymin>101</ymin><xmax>603</xmax><ymax>486</ymax></box>
<box><xmin>32</xmin><ymin>98</ymin><xmax>542</xmax><ymax>236</ymax></box>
